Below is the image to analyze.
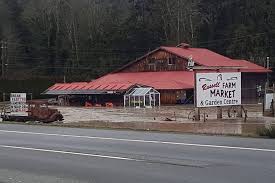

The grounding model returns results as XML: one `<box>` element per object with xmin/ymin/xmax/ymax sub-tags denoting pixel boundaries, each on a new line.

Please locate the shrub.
<box><xmin>258</xmin><ymin>126</ymin><xmax>275</xmax><ymax>138</ymax></box>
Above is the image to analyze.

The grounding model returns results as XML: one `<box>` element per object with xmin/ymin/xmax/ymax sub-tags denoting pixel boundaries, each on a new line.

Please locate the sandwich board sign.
<box><xmin>10</xmin><ymin>93</ymin><xmax>28</xmax><ymax>116</ymax></box>
<box><xmin>195</xmin><ymin>72</ymin><xmax>241</xmax><ymax>108</ymax></box>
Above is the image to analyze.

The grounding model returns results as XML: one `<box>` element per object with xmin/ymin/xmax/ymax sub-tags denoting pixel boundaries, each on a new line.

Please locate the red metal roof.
<box><xmin>46</xmin><ymin>71</ymin><xmax>194</xmax><ymax>93</ymax></box>
<box><xmin>46</xmin><ymin>81</ymin><xmax>135</xmax><ymax>92</ymax></box>
<box><xmin>161</xmin><ymin>46</ymin><xmax>236</xmax><ymax>67</ymax></box>
<box><xmin>161</xmin><ymin>47</ymin><xmax>271</xmax><ymax>73</ymax></box>
<box><xmin>92</xmin><ymin>71</ymin><xmax>194</xmax><ymax>90</ymax></box>
<box><xmin>116</xmin><ymin>46</ymin><xmax>270</xmax><ymax>73</ymax></box>
<box><xmin>47</xmin><ymin>83</ymin><xmax>87</xmax><ymax>91</ymax></box>
<box><xmin>232</xmin><ymin>59</ymin><xmax>271</xmax><ymax>73</ymax></box>
<box><xmin>48</xmin><ymin>84</ymin><xmax>60</xmax><ymax>90</ymax></box>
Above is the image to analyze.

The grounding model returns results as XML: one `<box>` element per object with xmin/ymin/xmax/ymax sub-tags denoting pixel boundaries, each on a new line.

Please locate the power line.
<box><xmin>7</xmin><ymin>56</ymin><xmax>126</xmax><ymax>61</ymax></box>
<box><xmin>6</xmin><ymin>41</ymin><xmax>153</xmax><ymax>52</ymax></box>
<box><xmin>197</xmin><ymin>32</ymin><xmax>268</xmax><ymax>46</ymax></box>
<box><xmin>5</xmin><ymin>32</ymin><xmax>271</xmax><ymax>55</ymax></box>
<box><xmin>6</xmin><ymin>64</ymin><xmax>122</xmax><ymax>70</ymax></box>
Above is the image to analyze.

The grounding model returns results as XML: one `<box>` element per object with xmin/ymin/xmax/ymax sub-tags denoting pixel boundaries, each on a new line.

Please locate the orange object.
<box><xmin>85</xmin><ymin>102</ymin><xmax>93</xmax><ymax>108</ymax></box>
<box><xmin>105</xmin><ymin>102</ymin><xmax>114</xmax><ymax>108</ymax></box>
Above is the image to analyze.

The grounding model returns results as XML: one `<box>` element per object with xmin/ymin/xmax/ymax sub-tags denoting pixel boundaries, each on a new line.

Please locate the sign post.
<box><xmin>217</xmin><ymin>106</ymin><xmax>222</xmax><ymax>119</ymax></box>
<box><xmin>193</xmin><ymin>71</ymin><xmax>200</xmax><ymax>120</ymax></box>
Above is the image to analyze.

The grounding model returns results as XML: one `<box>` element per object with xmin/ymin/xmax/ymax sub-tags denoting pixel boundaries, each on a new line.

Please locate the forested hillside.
<box><xmin>0</xmin><ymin>0</ymin><xmax>274</xmax><ymax>81</ymax></box>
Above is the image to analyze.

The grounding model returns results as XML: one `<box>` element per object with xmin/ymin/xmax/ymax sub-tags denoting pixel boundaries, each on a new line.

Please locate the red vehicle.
<box><xmin>1</xmin><ymin>100</ymin><xmax>63</xmax><ymax>123</ymax></box>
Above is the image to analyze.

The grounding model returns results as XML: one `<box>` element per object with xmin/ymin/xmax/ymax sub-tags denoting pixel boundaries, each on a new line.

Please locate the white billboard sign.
<box><xmin>265</xmin><ymin>93</ymin><xmax>274</xmax><ymax>110</ymax></box>
<box><xmin>10</xmin><ymin>93</ymin><xmax>28</xmax><ymax>116</ymax></box>
<box><xmin>196</xmin><ymin>72</ymin><xmax>242</xmax><ymax>108</ymax></box>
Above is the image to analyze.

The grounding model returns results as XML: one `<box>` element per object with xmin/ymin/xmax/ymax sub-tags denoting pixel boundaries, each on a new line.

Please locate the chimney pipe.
<box><xmin>176</xmin><ymin>43</ymin><xmax>191</xmax><ymax>49</ymax></box>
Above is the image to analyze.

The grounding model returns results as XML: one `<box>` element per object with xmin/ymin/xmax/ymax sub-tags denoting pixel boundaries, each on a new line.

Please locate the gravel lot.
<box><xmin>55</xmin><ymin>104</ymin><xmax>266</xmax><ymax>123</ymax></box>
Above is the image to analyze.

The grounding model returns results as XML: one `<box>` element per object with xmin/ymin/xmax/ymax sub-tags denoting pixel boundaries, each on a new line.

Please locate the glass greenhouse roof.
<box><xmin>129</xmin><ymin>88</ymin><xmax>154</xmax><ymax>96</ymax></box>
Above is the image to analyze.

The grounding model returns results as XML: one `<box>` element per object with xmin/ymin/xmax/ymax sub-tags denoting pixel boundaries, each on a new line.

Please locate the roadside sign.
<box><xmin>195</xmin><ymin>72</ymin><xmax>242</xmax><ymax>108</ymax></box>
<box><xmin>10</xmin><ymin>93</ymin><xmax>28</xmax><ymax>116</ymax></box>
<box><xmin>265</xmin><ymin>93</ymin><xmax>274</xmax><ymax>110</ymax></box>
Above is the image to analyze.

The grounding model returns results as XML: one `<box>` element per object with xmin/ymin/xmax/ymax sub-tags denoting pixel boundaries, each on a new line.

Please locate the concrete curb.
<box><xmin>61</xmin><ymin>121</ymin><xmax>275</xmax><ymax>136</ymax></box>
<box><xmin>1</xmin><ymin>120</ymin><xmax>274</xmax><ymax>136</ymax></box>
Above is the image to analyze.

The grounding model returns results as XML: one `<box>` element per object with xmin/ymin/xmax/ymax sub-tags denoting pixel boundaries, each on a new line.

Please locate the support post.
<box><xmin>217</xmin><ymin>106</ymin><xmax>222</xmax><ymax>119</ymax></box>
<box><xmin>194</xmin><ymin>108</ymin><xmax>200</xmax><ymax>121</ymax></box>
<box><xmin>129</xmin><ymin>96</ymin><xmax>131</xmax><ymax>107</ymax></box>
<box><xmin>263</xmin><ymin>82</ymin><xmax>268</xmax><ymax>115</ymax></box>
<box><xmin>158</xmin><ymin>94</ymin><xmax>161</xmax><ymax>107</ymax></box>
<box><xmin>237</xmin><ymin>105</ymin><xmax>243</xmax><ymax>118</ymax></box>
<box><xmin>266</xmin><ymin>57</ymin><xmax>270</xmax><ymax>86</ymax></box>
<box><xmin>144</xmin><ymin>95</ymin><xmax>145</xmax><ymax>107</ymax></box>
<box><xmin>2</xmin><ymin>93</ymin><xmax>5</xmax><ymax>102</ymax></box>
<box><xmin>194</xmin><ymin>71</ymin><xmax>200</xmax><ymax>121</ymax></box>
<box><xmin>153</xmin><ymin>93</ymin><xmax>156</xmax><ymax>107</ymax></box>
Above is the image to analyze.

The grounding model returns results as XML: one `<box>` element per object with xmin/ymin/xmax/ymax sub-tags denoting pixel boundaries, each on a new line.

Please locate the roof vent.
<box><xmin>176</xmin><ymin>43</ymin><xmax>191</xmax><ymax>49</ymax></box>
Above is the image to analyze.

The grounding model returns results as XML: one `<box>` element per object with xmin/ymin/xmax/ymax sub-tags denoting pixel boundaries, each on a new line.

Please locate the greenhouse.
<box><xmin>124</xmin><ymin>87</ymin><xmax>160</xmax><ymax>108</ymax></box>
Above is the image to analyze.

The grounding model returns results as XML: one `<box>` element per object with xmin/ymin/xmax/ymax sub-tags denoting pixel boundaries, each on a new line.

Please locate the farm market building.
<box><xmin>44</xmin><ymin>43</ymin><xmax>271</xmax><ymax>106</ymax></box>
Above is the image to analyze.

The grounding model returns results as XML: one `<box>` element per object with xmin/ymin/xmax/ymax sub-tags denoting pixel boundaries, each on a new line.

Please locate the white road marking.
<box><xmin>0</xmin><ymin>145</ymin><xmax>142</xmax><ymax>162</ymax></box>
<box><xmin>0</xmin><ymin>130</ymin><xmax>275</xmax><ymax>153</ymax></box>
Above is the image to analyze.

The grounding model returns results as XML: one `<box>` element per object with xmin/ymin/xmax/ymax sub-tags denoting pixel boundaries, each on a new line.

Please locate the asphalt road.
<box><xmin>0</xmin><ymin>124</ymin><xmax>274</xmax><ymax>183</ymax></box>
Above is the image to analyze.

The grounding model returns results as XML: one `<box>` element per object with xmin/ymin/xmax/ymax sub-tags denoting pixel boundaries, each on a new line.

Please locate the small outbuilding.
<box><xmin>124</xmin><ymin>87</ymin><xmax>160</xmax><ymax>108</ymax></box>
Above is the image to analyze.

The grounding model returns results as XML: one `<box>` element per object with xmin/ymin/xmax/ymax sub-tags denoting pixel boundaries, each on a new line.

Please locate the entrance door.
<box><xmin>150</xmin><ymin>93</ymin><xmax>156</xmax><ymax>107</ymax></box>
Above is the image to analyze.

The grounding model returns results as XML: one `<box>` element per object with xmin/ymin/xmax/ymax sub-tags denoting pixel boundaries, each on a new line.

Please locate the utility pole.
<box><xmin>1</xmin><ymin>40</ymin><xmax>7</xmax><ymax>79</ymax></box>
<box><xmin>177</xmin><ymin>0</ymin><xmax>180</xmax><ymax>44</ymax></box>
<box><xmin>1</xmin><ymin>40</ymin><xmax>4</xmax><ymax>78</ymax></box>
<box><xmin>266</xmin><ymin>56</ymin><xmax>270</xmax><ymax>87</ymax></box>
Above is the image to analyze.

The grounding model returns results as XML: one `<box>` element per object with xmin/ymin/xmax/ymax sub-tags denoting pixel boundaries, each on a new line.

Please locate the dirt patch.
<box><xmin>48</xmin><ymin>104</ymin><xmax>275</xmax><ymax>135</ymax></box>
<box><xmin>55</xmin><ymin>104</ymin><xmax>266</xmax><ymax>124</ymax></box>
<box><xmin>2</xmin><ymin>103</ymin><xmax>275</xmax><ymax>136</ymax></box>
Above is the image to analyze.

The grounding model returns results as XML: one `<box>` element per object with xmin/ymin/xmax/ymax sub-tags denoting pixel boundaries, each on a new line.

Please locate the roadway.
<box><xmin>0</xmin><ymin>123</ymin><xmax>274</xmax><ymax>183</ymax></box>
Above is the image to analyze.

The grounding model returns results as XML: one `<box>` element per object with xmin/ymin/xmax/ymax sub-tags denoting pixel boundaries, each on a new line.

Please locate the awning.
<box><xmin>44</xmin><ymin>71</ymin><xmax>195</xmax><ymax>95</ymax></box>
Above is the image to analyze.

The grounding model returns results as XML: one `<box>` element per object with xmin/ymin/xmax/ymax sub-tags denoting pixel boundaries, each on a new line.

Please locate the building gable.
<box><xmin>119</xmin><ymin>48</ymin><xmax>191</xmax><ymax>73</ymax></box>
<box><xmin>116</xmin><ymin>44</ymin><xmax>270</xmax><ymax>73</ymax></box>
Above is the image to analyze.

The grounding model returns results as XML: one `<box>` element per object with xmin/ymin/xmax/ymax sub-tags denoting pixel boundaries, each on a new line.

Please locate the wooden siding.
<box><xmin>121</xmin><ymin>50</ymin><xmax>188</xmax><ymax>72</ymax></box>
<box><xmin>242</xmin><ymin>73</ymin><xmax>266</xmax><ymax>104</ymax></box>
<box><xmin>159</xmin><ymin>90</ymin><xmax>187</xmax><ymax>104</ymax></box>
<box><xmin>159</xmin><ymin>73</ymin><xmax>266</xmax><ymax>105</ymax></box>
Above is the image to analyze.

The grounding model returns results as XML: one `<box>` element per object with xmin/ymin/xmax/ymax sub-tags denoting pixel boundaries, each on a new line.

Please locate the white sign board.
<box><xmin>10</xmin><ymin>93</ymin><xmax>28</xmax><ymax>116</ymax></box>
<box><xmin>196</xmin><ymin>72</ymin><xmax>242</xmax><ymax>108</ymax></box>
<box><xmin>265</xmin><ymin>93</ymin><xmax>274</xmax><ymax>110</ymax></box>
